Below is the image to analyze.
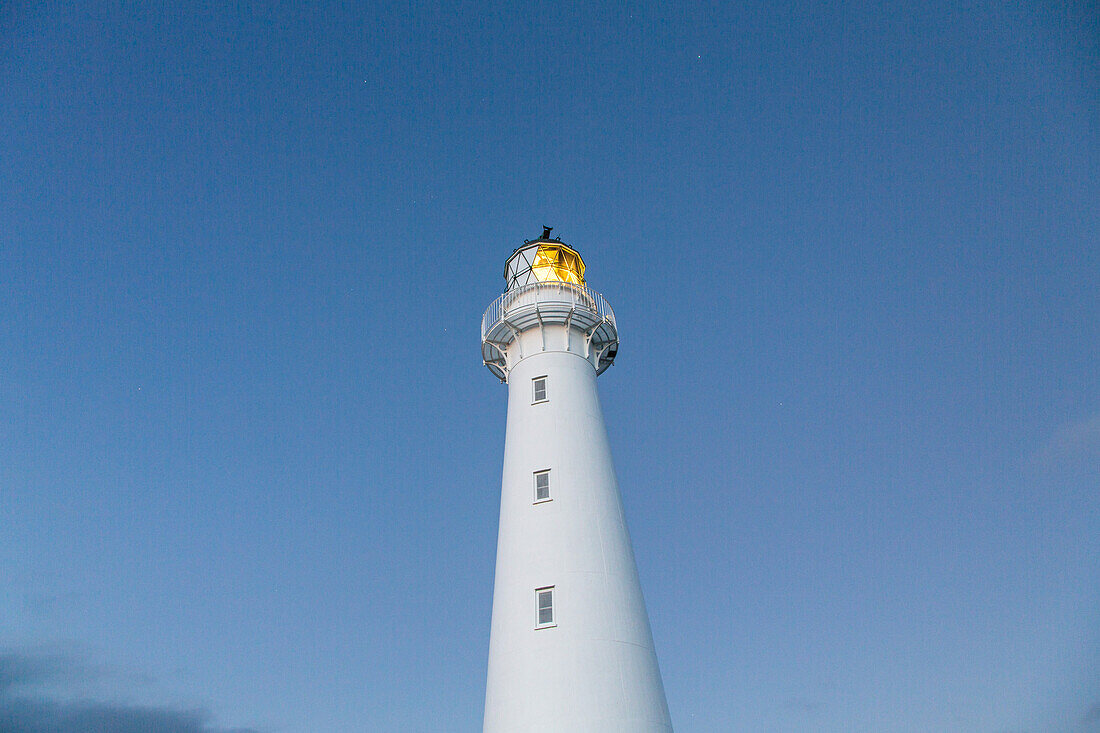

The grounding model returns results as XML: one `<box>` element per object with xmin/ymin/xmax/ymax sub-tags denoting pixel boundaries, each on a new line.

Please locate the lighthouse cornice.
<box><xmin>481</xmin><ymin>281</ymin><xmax>618</xmax><ymax>381</ymax></box>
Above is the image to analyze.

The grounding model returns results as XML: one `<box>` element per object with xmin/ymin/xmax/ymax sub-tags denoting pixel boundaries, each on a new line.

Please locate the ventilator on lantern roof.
<box><xmin>503</xmin><ymin>226</ymin><xmax>586</xmax><ymax>290</ymax></box>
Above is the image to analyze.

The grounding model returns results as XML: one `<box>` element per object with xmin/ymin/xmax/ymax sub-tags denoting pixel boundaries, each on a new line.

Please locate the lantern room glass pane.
<box><xmin>530</xmin><ymin>244</ymin><xmax>585</xmax><ymax>285</ymax></box>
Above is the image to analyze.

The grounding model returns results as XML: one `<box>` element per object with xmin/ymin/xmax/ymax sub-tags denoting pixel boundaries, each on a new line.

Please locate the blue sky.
<box><xmin>1</xmin><ymin>1</ymin><xmax>1097</xmax><ymax>731</ymax></box>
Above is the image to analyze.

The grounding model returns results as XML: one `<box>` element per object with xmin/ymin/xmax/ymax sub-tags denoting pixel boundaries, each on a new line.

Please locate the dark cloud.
<box><xmin>1</xmin><ymin>652</ymin><xmax>259</xmax><ymax>733</ymax></box>
<box><xmin>0</xmin><ymin>697</ymin><xmax>259</xmax><ymax>733</ymax></box>
<box><xmin>0</xmin><ymin>651</ymin><xmax>72</xmax><ymax>693</ymax></box>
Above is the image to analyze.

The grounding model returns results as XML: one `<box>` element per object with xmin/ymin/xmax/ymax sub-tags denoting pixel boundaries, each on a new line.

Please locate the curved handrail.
<box><xmin>482</xmin><ymin>281</ymin><xmax>616</xmax><ymax>341</ymax></box>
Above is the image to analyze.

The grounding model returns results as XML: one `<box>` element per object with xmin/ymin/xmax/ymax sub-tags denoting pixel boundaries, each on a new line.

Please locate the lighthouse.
<box><xmin>480</xmin><ymin>228</ymin><xmax>673</xmax><ymax>732</ymax></box>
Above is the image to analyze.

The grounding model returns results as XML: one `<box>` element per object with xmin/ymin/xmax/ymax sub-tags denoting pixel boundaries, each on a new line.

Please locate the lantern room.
<box><xmin>503</xmin><ymin>228</ymin><xmax>586</xmax><ymax>291</ymax></box>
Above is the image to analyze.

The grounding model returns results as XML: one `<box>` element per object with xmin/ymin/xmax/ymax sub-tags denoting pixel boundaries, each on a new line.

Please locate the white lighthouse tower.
<box><xmin>480</xmin><ymin>228</ymin><xmax>673</xmax><ymax>732</ymax></box>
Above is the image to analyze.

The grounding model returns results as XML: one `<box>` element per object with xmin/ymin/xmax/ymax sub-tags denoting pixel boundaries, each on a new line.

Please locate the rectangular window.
<box><xmin>532</xmin><ymin>376</ymin><xmax>547</xmax><ymax>403</ymax></box>
<box><xmin>536</xmin><ymin>587</ymin><xmax>555</xmax><ymax>628</ymax></box>
<box><xmin>534</xmin><ymin>470</ymin><xmax>551</xmax><ymax>503</ymax></box>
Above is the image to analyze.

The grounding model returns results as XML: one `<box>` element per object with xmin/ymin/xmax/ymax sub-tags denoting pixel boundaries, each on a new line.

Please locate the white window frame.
<box><xmin>533</xmin><ymin>469</ymin><xmax>551</xmax><ymax>504</ymax></box>
<box><xmin>532</xmin><ymin>376</ymin><xmax>548</xmax><ymax>404</ymax></box>
<box><xmin>535</xmin><ymin>586</ymin><xmax>556</xmax><ymax>629</ymax></box>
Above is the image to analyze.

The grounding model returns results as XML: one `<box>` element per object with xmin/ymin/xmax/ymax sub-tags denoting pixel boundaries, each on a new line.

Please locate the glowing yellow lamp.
<box><xmin>530</xmin><ymin>244</ymin><xmax>585</xmax><ymax>286</ymax></box>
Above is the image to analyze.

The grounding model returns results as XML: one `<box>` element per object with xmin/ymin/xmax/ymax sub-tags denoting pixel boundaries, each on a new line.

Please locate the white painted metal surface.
<box><xmin>481</xmin><ymin>244</ymin><xmax>672</xmax><ymax>732</ymax></box>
